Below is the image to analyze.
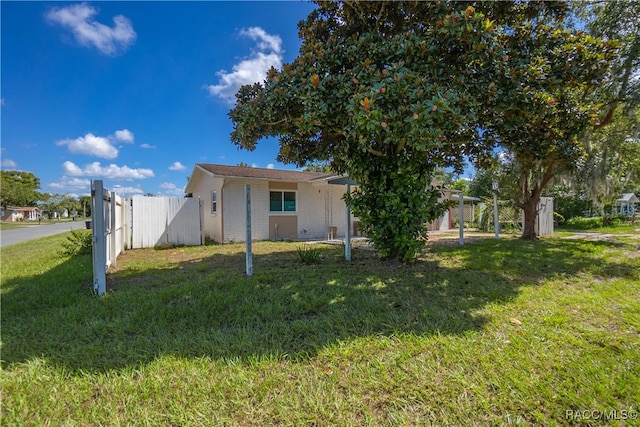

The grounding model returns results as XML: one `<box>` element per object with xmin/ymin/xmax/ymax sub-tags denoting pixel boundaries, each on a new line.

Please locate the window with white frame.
<box><xmin>211</xmin><ymin>191</ymin><xmax>217</xmax><ymax>214</ymax></box>
<box><xmin>269</xmin><ymin>191</ymin><xmax>296</xmax><ymax>212</ymax></box>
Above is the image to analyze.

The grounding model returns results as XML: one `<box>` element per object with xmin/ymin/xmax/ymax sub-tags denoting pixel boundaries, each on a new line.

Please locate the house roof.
<box><xmin>194</xmin><ymin>163</ymin><xmax>337</xmax><ymax>182</ymax></box>
<box><xmin>6</xmin><ymin>206</ymin><xmax>40</xmax><ymax>211</ymax></box>
<box><xmin>617</xmin><ymin>193</ymin><xmax>639</xmax><ymax>203</ymax></box>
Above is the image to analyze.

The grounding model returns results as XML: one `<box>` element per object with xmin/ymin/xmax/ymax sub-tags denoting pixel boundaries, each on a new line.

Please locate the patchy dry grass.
<box><xmin>2</xmin><ymin>232</ymin><xmax>639</xmax><ymax>425</ymax></box>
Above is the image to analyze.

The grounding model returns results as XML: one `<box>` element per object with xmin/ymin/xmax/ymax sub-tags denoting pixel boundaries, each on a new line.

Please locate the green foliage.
<box><xmin>474</xmin><ymin>2</ymin><xmax>618</xmax><ymax>239</ymax></box>
<box><xmin>553</xmin><ymin>195</ymin><xmax>595</xmax><ymax>221</ymax></box>
<box><xmin>346</xmin><ymin>167</ymin><xmax>447</xmax><ymax>262</ymax></box>
<box><xmin>450</xmin><ymin>178</ymin><xmax>469</xmax><ymax>193</ymax></box>
<box><xmin>553</xmin><ymin>211</ymin><xmax>565</xmax><ymax>224</ymax></box>
<box><xmin>562</xmin><ymin>216</ymin><xmax>603</xmax><ymax>230</ymax></box>
<box><xmin>469</xmin><ymin>169</ymin><xmax>495</xmax><ymax>199</ymax></box>
<box><xmin>59</xmin><ymin>229</ymin><xmax>92</xmax><ymax>256</ymax></box>
<box><xmin>229</xmin><ymin>0</ymin><xmax>624</xmax><ymax>253</ymax></box>
<box><xmin>0</xmin><ymin>170</ymin><xmax>42</xmax><ymax>208</ymax></box>
<box><xmin>303</xmin><ymin>162</ymin><xmax>334</xmax><ymax>173</ymax></box>
<box><xmin>295</xmin><ymin>245</ymin><xmax>322</xmax><ymax>264</ymax></box>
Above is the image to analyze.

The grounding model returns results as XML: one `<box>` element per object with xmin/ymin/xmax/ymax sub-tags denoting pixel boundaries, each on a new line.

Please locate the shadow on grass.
<box><xmin>1</xmin><ymin>238</ymin><xmax>636</xmax><ymax>373</ymax></box>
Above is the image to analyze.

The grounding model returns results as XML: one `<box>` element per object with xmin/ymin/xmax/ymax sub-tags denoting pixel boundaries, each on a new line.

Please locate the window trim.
<box><xmin>211</xmin><ymin>190</ymin><xmax>217</xmax><ymax>215</ymax></box>
<box><xmin>269</xmin><ymin>190</ymin><xmax>297</xmax><ymax>213</ymax></box>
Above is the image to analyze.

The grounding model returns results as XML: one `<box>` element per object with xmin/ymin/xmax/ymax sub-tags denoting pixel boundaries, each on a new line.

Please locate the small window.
<box><xmin>211</xmin><ymin>191</ymin><xmax>217</xmax><ymax>214</ymax></box>
<box><xmin>269</xmin><ymin>191</ymin><xmax>296</xmax><ymax>212</ymax></box>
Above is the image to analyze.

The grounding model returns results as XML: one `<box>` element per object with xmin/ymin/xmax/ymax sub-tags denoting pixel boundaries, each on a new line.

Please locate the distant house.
<box><xmin>185</xmin><ymin>164</ymin><xmax>359</xmax><ymax>243</ymax></box>
<box><xmin>0</xmin><ymin>206</ymin><xmax>40</xmax><ymax>222</ymax></box>
<box><xmin>615</xmin><ymin>193</ymin><xmax>639</xmax><ymax>215</ymax></box>
<box><xmin>427</xmin><ymin>186</ymin><xmax>481</xmax><ymax>231</ymax></box>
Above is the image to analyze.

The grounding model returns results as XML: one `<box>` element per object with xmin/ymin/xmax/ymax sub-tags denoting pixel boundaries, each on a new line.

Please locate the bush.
<box><xmin>554</xmin><ymin>196</ymin><xmax>595</xmax><ymax>221</ymax></box>
<box><xmin>563</xmin><ymin>216</ymin><xmax>603</xmax><ymax>230</ymax></box>
<box><xmin>295</xmin><ymin>245</ymin><xmax>321</xmax><ymax>264</ymax></box>
<box><xmin>553</xmin><ymin>212</ymin><xmax>565</xmax><ymax>225</ymax></box>
<box><xmin>60</xmin><ymin>229</ymin><xmax>92</xmax><ymax>256</ymax></box>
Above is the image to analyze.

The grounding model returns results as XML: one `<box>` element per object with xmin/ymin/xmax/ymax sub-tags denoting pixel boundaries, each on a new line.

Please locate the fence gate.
<box><xmin>91</xmin><ymin>181</ymin><xmax>203</xmax><ymax>296</ymax></box>
<box><xmin>91</xmin><ymin>180</ymin><xmax>129</xmax><ymax>296</ymax></box>
<box><xmin>536</xmin><ymin>197</ymin><xmax>554</xmax><ymax>237</ymax></box>
<box><xmin>131</xmin><ymin>196</ymin><xmax>203</xmax><ymax>249</ymax></box>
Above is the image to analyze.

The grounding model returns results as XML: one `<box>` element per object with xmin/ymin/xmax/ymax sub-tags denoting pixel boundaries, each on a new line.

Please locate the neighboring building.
<box><xmin>185</xmin><ymin>164</ymin><xmax>359</xmax><ymax>243</ymax></box>
<box><xmin>0</xmin><ymin>206</ymin><xmax>40</xmax><ymax>222</ymax></box>
<box><xmin>615</xmin><ymin>193</ymin><xmax>639</xmax><ymax>215</ymax></box>
<box><xmin>427</xmin><ymin>186</ymin><xmax>481</xmax><ymax>231</ymax></box>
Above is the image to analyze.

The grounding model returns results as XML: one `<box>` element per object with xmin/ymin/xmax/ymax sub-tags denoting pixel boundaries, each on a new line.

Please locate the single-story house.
<box><xmin>615</xmin><ymin>193</ymin><xmax>639</xmax><ymax>215</ymax></box>
<box><xmin>0</xmin><ymin>206</ymin><xmax>40</xmax><ymax>222</ymax></box>
<box><xmin>185</xmin><ymin>164</ymin><xmax>359</xmax><ymax>243</ymax></box>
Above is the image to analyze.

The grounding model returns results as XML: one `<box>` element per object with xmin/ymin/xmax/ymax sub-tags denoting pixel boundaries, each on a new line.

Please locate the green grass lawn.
<box><xmin>2</xmin><ymin>232</ymin><xmax>639</xmax><ymax>425</ymax></box>
<box><xmin>0</xmin><ymin>218</ymin><xmax>84</xmax><ymax>230</ymax></box>
<box><xmin>0</xmin><ymin>221</ymin><xmax>37</xmax><ymax>230</ymax></box>
<box><xmin>557</xmin><ymin>217</ymin><xmax>640</xmax><ymax>235</ymax></box>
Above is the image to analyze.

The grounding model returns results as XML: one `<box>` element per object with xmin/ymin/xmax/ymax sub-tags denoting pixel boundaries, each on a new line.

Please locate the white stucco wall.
<box><xmin>222</xmin><ymin>179</ymin><xmax>270</xmax><ymax>242</ymax></box>
<box><xmin>193</xmin><ymin>174</ymin><xmax>357</xmax><ymax>243</ymax></box>
<box><xmin>189</xmin><ymin>174</ymin><xmax>224</xmax><ymax>242</ymax></box>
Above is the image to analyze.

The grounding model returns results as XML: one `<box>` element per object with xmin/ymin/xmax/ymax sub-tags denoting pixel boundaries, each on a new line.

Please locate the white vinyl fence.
<box><xmin>91</xmin><ymin>180</ymin><xmax>203</xmax><ymax>296</ymax></box>
<box><xmin>91</xmin><ymin>180</ymin><xmax>129</xmax><ymax>296</ymax></box>
<box><xmin>131</xmin><ymin>196</ymin><xmax>203</xmax><ymax>248</ymax></box>
<box><xmin>476</xmin><ymin>197</ymin><xmax>554</xmax><ymax>236</ymax></box>
<box><xmin>536</xmin><ymin>197</ymin><xmax>554</xmax><ymax>236</ymax></box>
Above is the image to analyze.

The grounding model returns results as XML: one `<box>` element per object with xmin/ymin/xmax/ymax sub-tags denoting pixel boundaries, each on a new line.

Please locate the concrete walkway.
<box><xmin>0</xmin><ymin>221</ymin><xmax>89</xmax><ymax>248</ymax></box>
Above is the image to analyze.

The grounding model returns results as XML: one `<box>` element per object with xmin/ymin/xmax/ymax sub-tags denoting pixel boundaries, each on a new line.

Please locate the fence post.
<box><xmin>345</xmin><ymin>184</ymin><xmax>352</xmax><ymax>260</ymax></box>
<box><xmin>245</xmin><ymin>184</ymin><xmax>253</xmax><ymax>277</ymax></box>
<box><xmin>110</xmin><ymin>191</ymin><xmax>117</xmax><ymax>268</ymax></box>
<box><xmin>458</xmin><ymin>192</ymin><xmax>464</xmax><ymax>245</ymax></box>
<box><xmin>92</xmin><ymin>180</ymin><xmax>107</xmax><ymax>296</ymax></box>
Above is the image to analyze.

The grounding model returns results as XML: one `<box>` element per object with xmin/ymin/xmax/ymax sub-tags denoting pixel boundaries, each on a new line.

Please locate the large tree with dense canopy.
<box><xmin>229</xmin><ymin>1</ymin><xmax>617</xmax><ymax>257</ymax></box>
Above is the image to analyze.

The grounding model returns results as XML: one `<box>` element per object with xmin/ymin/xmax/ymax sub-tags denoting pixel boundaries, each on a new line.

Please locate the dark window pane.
<box><xmin>270</xmin><ymin>191</ymin><xmax>282</xmax><ymax>211</ymax></box>
<box><xmin>283</xmin><ymin>192</ymin><xmax>296</xmax><ymax>211</ymax></box>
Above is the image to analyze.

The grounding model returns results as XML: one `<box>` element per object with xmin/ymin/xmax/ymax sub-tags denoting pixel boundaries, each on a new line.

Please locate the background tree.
<box><xmin>573</xmin><ymin>0</ymin><xmax>639</xmax><ymax>129</ymax></box>
<box><xmin>230</xmin><ymin>1</ymin><xmax>502</xmax><ymax>261</ymax></box>
<box><xmin>39</xmin><ymin>193</ymin><xmax>65</xmax><ymax>220</ymax></box>
<box><xmin>450</xmin><ymin>178</ymin><xmax>470</xmax><ymax>194</ymax></box>
<box><xmin>560</xmin><ymin>0</ymin><xmax>640</xmax><ymax>216</ymax></box>
<box><xmin>78</xmin><ymin>195</ymin><xmax>92</xmax><ymax>218</ymax></box>
<box><xmin>0</xmin><ymin>170</ymin><xmax>42</xmax><ymax>208</ymax></box>
<box><xmin>431</xmin><ymin>168</ymin><xmax>456</xmax><ymax>188</ymax></box>
<box><xmin>559</xmin><ymin>108</ymin><xmax>640</xmax><ymax>214</ymax></box>
<box><xmin>476</xmin><ymin>1</ymin><xmax>617</xmax><ymax>239</ymax></box>
<box><xmin>304</xmin><ymin>161</ymin><xmax>334</xmax><ymax>173</ymax></box>
<box><xmin>468</xmin><ymin>168</ymin><xmax>495</xmax><ymax>199</ymax></box>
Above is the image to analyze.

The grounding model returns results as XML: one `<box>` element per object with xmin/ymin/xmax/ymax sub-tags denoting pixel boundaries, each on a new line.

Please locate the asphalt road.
<box><xmin>0</xmin><ymin>221</ymin><xmax>89</xmax><ymax>248</ymax></box>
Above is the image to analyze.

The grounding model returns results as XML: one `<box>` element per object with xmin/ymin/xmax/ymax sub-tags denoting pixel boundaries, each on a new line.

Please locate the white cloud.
<box><xmin>140</xmin><ymin>143</ymin><xmax>156</xmax><ymax>149</ymax></box>
<box><xmin>158</xmin><ymin>182</ymin><xmax>185</xmax><ymax>196</ymax></box>
<box><xmin>49</xmin><ymin>176</ymin><xmax>91</xmax><ymax>191</ymax></box>
<box><xmin>63</xmin><ymin>160</ymin><xmax>154</xmax><ymax>180</ymax></box>
<box><xmin>56</xmin><ymin>129</ymin><xmax>137</xmax><ymax>158</ymax></box>
<box><xmin>1</xmin><ymin>159</ymin><xmax>17</xmax><ymax>169</ymax></box>
<box><xmin>111</xmin><ymin>185</ymin><xmax>145</xmax><ymax>196</ymax></box>
<box><xmin>56</xmin><ymin>133</ymin><xmax>119</xmax><ymax>159</ymax></box>
<box><xmin>46</xmin><ymin>3</ymin><xmax>136</xmax><ymax>56</ymax></box>
<box><xmin>240</xmin><ymin>27</ymin><xmax>282</xmax><ymax>53</ymax></box>
<box><xmin>169</xmin><ymin>161</ymin><xmax>186</xmax><ymax>171</ymax></box>
<box><xmin>114</xmin><ymin>129</ymin><xmax>134</xmax><ymax>143</ymax></box>
<box><xmin>207</xmin><ymin>27</ymin><xmax>283</xmax><ymax>104</ymax></box>
<box><xmin>266</xmin><ymin>163</ymin><xmax>275</xmax><ymax>169</ymax></box>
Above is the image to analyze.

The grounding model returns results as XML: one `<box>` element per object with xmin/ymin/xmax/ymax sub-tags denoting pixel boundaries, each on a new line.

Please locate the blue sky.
<box><xmin>1</xmin><ymin>1</ymin><xmax>317</xmax><ymax>197</ymax></box>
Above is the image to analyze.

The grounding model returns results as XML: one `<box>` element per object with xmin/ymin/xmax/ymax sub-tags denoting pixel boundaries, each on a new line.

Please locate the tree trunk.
<box><xmin>521</xmin><ymin>193</ymin><xmax>540</xmax><ymax>240</ymax></box>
